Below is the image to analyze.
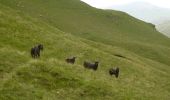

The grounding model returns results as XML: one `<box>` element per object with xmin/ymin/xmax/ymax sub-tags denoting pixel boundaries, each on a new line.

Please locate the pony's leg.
<box><xmin>33</xmin><ymin>54</ymin><xmax>35</xmax><ymax>58</ymax></box>
<box><xmin>37</xmin><ymin>51</ymin><xmax>40</xmax><ymax>58</ymax></box>
<box><xmin>35</xmin><ymin>53</ymin><xmax>38</xmax><ymax>58</ymax></box>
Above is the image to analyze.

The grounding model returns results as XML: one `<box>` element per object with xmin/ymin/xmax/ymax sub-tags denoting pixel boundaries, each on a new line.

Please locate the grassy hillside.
<box><xmin>156</xmin><ymin>21</ymin><xmax>170</xmax><ymax>37</ymax></box>
<box><xmin>0</xmin><ymin>0</ymin><xmax>170</xmax><ymax>100</ymax></box>
<box><xmin>1</xmin><ymin>0</ymin><xmax>170</xmax><ymax>66</ymax></box>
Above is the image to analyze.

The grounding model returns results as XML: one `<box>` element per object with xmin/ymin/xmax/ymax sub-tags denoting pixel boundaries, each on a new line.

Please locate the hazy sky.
<box><xmin>81</xmin><ymin>0</ymin><xmax>170</xmax><ymax>9</ymax></box>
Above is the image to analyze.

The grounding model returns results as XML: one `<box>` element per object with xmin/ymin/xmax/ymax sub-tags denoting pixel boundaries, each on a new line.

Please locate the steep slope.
<box><xmin>0</xmin><ymin>0</ymin><xmax>170</xmax><ymax>67</ymax></box>
<box><xmin>0</xmin><ymin>1</ymin><xmax>170</xmax><ymax>100</ymax></box>
<box><xmin>0</xmin><ymin>0</ymin><xmax>169</xmax><ymax>44</ymax></box>
<box><xmin>156</xmin><ymin>21</ymin><xmax>170</xmax><ymax>37</ymax></box>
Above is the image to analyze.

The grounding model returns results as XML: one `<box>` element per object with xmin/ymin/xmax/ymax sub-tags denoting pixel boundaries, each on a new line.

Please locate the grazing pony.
<box><xmin>65</xmin><ymin>57</ymin><xmax>76</xmax><ymax>64</ymax></box>
<box><xmin>83</xmin><ymin>61</ymin><xmax>99</xmax><ymax>71</ymax></box>
<box><xmin>31</xmin><ymin>44</ymin><xmax>43</xmax><ymax>58</ymax></box>
<box><xmin>109</xmin><ymin>67</ymin><xmax>119</xmax><ymax>78</ymax></box>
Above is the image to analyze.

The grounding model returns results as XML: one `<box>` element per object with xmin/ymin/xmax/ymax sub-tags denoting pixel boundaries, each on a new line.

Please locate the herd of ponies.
<box><xmin>31</xmin><ymin>44</ymin><xmax>119</xmax><ymax>78</ymax></box>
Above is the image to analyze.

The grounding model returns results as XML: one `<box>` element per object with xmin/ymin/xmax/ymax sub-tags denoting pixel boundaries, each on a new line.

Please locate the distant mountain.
<box><xmin>156</xmin><ymin>21</ymin><xmax>170</xmax><ymax>37</ymax></box>
<box><xmin>110</xmin><ymin>2</ymin><xmax>170</xmax><ymax>24</ymax></box>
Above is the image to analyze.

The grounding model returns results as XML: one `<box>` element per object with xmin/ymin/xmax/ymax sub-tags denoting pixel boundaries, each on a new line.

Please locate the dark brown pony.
<box><xmin>109</xmin><ymin>67</ymin><xmax>119</xmax><ymax>78</ymax></box>
<box><xmin>65</xmin><ymin>57</ymin><xmax>76</xmax><ymax>64</ymax></box>
<box><xmin>31</xmin><ymin>44</ymin><xmax>43</xmax><ymax>58</ymax></box>
<box><xmin>83</xmin><ymin>61</ymin><xmax>99</xmax><ymax>71</ymax></box>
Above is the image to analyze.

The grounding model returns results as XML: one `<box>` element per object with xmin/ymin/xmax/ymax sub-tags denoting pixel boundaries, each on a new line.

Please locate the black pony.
<box><xmin>109</xmin><ymin>67</ymin><xmax>119</xmax><ymax>78</ymax></box>
<box><xmin>65</xmin><ymin>57</ymin><xmax>76</xmax><ymax>64</ymax></box>
<box><xmin>31</xmin><ymin>44</ymin><xmax>43</xmax><ymax>58</ymax></box>
<box><xmin>83</xmin><ymin>61</ymin><xmax>99</xmax><ymax>71</ymax></box>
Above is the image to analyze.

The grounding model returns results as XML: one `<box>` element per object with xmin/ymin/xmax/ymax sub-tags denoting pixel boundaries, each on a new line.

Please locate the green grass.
<box><xmin>0</xmin><ymin>0</ymin><xmax>170</xmax><ymax>100</ymax></box>
<box><xmin>1</xmin><ymin>0</ymin><xmax>170</xmax><ymax>66</ymax></box>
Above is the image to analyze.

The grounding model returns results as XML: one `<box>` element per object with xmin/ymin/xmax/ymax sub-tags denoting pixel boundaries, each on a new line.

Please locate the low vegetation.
<box><xmin>0</xmin><ymin>0</ymin><xmax>170</xmax><ymax>99</ymax></box>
